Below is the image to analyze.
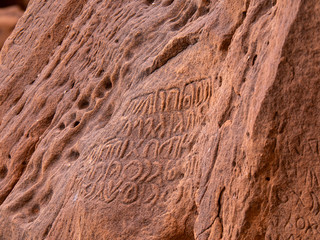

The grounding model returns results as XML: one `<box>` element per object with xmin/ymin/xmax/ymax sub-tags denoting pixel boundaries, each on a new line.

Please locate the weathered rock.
<box><xmin>0</xmin><ymin>5</ymin><xmax>23</xmax><ymax>50</ymax></box>
<box><xmin>0</xmin><ymin>0</ymin><xmax>319</xmax><ymax>239</ymax></box>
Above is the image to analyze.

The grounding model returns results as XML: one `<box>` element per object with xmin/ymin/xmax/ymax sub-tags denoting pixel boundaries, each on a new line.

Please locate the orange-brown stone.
<box><xmin>0</xmin><ymin>0</ymin><xmax>319</xmax><ymax>239</ymax></box>
<box><xmin>0</xmin><ymin>5</ymin><xmax>23</xmax><ymax>50</ymax></box>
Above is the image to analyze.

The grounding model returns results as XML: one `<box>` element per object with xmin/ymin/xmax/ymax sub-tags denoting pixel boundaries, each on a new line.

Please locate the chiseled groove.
<box><xmin>148</xmin><ymin>33</ymin><xmax>199</xmax><ymax>74</ymax></box>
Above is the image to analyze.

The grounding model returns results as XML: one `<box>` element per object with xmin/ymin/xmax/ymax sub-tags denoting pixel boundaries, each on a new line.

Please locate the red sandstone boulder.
<box><xmin>0</xmin><ymin>0</ymin><xmax>319</xmax><ymax>239</ymax></box>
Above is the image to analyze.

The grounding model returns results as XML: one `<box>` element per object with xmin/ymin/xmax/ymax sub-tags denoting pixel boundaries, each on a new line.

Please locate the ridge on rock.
<box><xmin>0</xmin><ymin>0</ymin><xmax>319</xmax><ymax>239</ymax></box>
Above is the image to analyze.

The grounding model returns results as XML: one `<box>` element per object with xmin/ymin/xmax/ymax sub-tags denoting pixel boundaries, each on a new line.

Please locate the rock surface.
<box><xmin>0</xmin><ymin>5</ymin><xmax>23</xmax><ymax>50</ymax></box>
<box><xmin>0</xmin><ymin>0</ymin><xmax>319</xmax><ymax>239</ymax></box>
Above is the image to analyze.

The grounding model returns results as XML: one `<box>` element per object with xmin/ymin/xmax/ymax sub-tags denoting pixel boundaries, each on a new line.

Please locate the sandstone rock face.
<box><xmin>0</xmin><ymin>5</ymin><xmax>23</xmax><ymax>50</ymax></box>
<box><xmin>0</xmin><ymin>0</ymin><xmax>319</xmax><ymax>239</ymax></box>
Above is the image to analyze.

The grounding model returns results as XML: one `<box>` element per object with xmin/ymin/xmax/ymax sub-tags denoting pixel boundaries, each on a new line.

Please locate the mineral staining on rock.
<box><xmin>0</xmin><ymin>0</ymin><xmax>320</xmax><ymax>239</ymax></box>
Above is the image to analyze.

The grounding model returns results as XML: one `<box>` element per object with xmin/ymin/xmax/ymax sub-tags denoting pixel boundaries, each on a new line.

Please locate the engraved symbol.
<box><xmin>181</xmin><ymin>83</ymin><xmax>194</xmax><ymax>110</ymax></box>
<box><xmin>121</xmin><ymin>182</ymin><xmax>139</xmax><ymax>204</ymax></box>
<box><xmin>289</xmin><ymin>135</ymin><xmax>304</xmax><ymax>156</ymax></box>
<box><xmin>165</xmin><ymin>88</ymin><xmax>180</xmax><ymax>111</ymax></box>
<box><xmin>296</xmin><ymin>217</ymin><xmax>305</xmax><ymax>229</ymax></box>
<box><xmin>121</xmin><ymin>121</ymin><xmax>132</xmax><ymax>136</ymax></box>
<box><xmin>311</xmin><ymin>192</ymin><xmax>320</xmax><ymax>215</ymax></box>
<box><xmin>276</xmin><ymin>189</ymin><xmax>289</xmax><ymax>203</ymax></box>
<box><xmin>154</xmin><ymin>113</ymin><xmax>166</xmax><ymax>138</ymax></box>
<box><xmin>158</xmin><ymin>90</ymin><xmax>166</xmax><ymax>112</ymax></box>
<box><xmin>146</xmin><ymin>161</ymin><xmax>162</xmax><ymax>182</ymax></box>
<box><xmin>139</xmin><ymin>160</ymin><xmax>152</xmax><ymax>183</ymax></box>
<box><xmin>158</xmin><ymin>136</ymin><xmax>181</xmax><ymax>159</ymax></box>
<box><xmin>164</xmin><ymin>160</ymin><xmax>179</xmax><ymax>181</ymax></box>
<box><xmin>173</xmin><ymin>112</ymin><xmax>184</xmax><ymax>134</ymax></box>
<box><xmin>123</xmin><ymin>160</ymin><xmax>143</xmax><ymax>181</ymax></box>
<box><xmin>288</xmin><ymin>234</ymin><xmax>294</xmax><ymax>240</ymax></box>
<box><xmin>142</xmin><ymin>139</ymin><xmax>159</xmax><ymax>159</ymax></box>
<box><xmin>144</xmin><ymin>117</ymin><xmax>157</xmax><ymax>139</ymax></box>
<box><xmin>161</xmin><ymin>188</ymin><xmax>171</xmax><ymax>203</ymax></box>
<box><xmin>184</xmin><ymin>154</ymin><xmax>199</xmax><ymax>177</ymax></box>
<box><xmin>103</xmin><ymin>180</ymin><xmax>123</xmax><ymax>203</ymax></box>
<box><xmin>105</xmin><ymin>160</ymin><xmax>122</xmax><ymax>179</ymax></box>
<box><xmin>308</xmin><ymin>139</ymin><xmax>319</xmax><ymax>155</ymax></box>
<box><xmin>83</xmin><ymin>183</ymin><xmax>96</xmax><ymax>199</ymax></box>
<box><xmin>142</xmin><ymin>183</ymin><xmax>159</xmax><ymax>205</ymax></box>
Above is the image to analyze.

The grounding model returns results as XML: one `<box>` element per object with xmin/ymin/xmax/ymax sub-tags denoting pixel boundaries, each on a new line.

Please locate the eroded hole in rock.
<box><xmin>220</xmin><ymin>37</ymin><xmax>232</xmax><ymax>51</ymax></box>
<box><xmin>178</xmin><ymin>172</ymin><xmax>184</xmax><ymax>179</ymax></box>
<box><xmin>69</xmin><ymin>149</ymin><xmax>80</xmax><ymax>161</ymax></box>
<box><xmin>95</xmin><ymin>76</ymin><xmax>112</xmax><ymax>98</ymax></box>
<box><xmin>78</xmin><ymin>96</ymin><xmax>90</xmax><ymax>109</ymax></box>
<box><xmin>73</xmin><ymin>121</ymin><xmax>80</xmax><ymax>128</ymax></box>
<box><xmin>0</xmin><ymin>165</ymin><xmax>8</xmax><ymax>179</ymax></box>
<box><xmin>103</xmin><ymin>76</ymin><xmax>112</xmax><ymax>90</ymax></box>
<box><xmin>242</xmin><ymin>11</ymin><xmax>247</xmax><ymax>18</ymax></box>
<box><xmin>95</xmin><ymin>89</ymin><xmax>105</xmax><ymax>98</ymax></box>
<box><xmin>30</xmin><ymin>204</ymin><xmax>40</xmax><ymax>215</ymax></box>
<box><xmin>252</xmin><ymin>54</ymin><xmax>257</xmax><ymax>65</ymax></box>
<box><xmin>58</xmin><ymin>122</ymin><xmax>65</xmax><ymax>130</ymax></box>
<box><xmin>219</xmin><ymin>76</ymin><xmax>223</xmax><ymax>87</ymax></box>
<box><xmin>145</xmin><ymin>0</ymin><xmax>155</xmax><ymax>5</ymax></box>
<box><xmin>0</xmin><ymin>0</ymin><xmax>318</xmax><ymax>239</ymax></box>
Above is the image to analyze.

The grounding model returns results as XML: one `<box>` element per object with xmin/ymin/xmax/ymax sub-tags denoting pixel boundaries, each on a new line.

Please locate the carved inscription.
<box><xmin>123</xmin><ymin>78</ymin><xmax>213</xmax><ymax>117</ymax></box>
<box><xmin>269</xmin><ymin>133</ymin><xmax>320</xmax><ymax>240</ymax></box>
<box><xmin>80</xmin><ymin>136</ymin><xmax>199</xmax><ymax>204</ymax></box>
<box><xmin>80</xmin><ymin>78</ymin><xmax>212</xmax><ymax>205</ymax></box>
<box><xmin>288</xmin><ymin>136</ymin><xmax>320</xmax><ymax>157</ymax></box>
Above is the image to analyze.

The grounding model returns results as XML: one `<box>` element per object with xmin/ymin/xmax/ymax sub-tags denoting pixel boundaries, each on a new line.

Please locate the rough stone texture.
<box><xmin>0</xmin><ymin>0</ymin><xmax>319</xmax><ymax>239</ymax></box>
<box><xmin>0</xmin><ymin>0</ymin><xmax>29</xmax><ymax>50</ymax></box>
<box><xmin>0</xmin><ymin>5</ymin><xmax>23</xmax><ymax>50</ymax></box>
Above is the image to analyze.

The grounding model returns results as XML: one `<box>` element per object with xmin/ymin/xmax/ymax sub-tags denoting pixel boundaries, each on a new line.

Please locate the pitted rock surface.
<box><xmin>0</xmin><ymin>0</ymin><xmax>319</xmax><ymax>239</ymax></box>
